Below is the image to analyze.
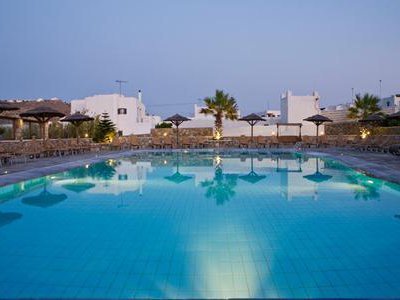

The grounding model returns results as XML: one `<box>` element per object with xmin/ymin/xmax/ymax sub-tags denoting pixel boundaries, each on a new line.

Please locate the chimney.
<box><xmin>138</xmin><ymin>90</ymin><xmax>142</xmax><ymax>102</ymax></box>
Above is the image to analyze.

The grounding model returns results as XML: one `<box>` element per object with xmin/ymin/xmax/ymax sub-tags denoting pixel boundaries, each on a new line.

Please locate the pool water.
<box><xmin>0</xmin><ymin>151</ymin><xmax>400</xmax><ymax>298</ymax></box>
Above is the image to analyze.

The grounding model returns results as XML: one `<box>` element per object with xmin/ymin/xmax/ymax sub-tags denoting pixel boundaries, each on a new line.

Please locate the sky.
<box><xmin>0</xmin><ymin>0</ymin><xmax>399</xmax><ymax>117</ymax></box>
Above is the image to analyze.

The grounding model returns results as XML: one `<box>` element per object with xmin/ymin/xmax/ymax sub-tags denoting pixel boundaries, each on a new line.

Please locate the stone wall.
<box><xmin>150</xmin><ymin>127</ymin><xmax>213</xmax><ymax>138</ymax></box>
<box><xmin>326</xmin><ymin>122</ymin><xmax>400</xmax><ymax>136</ymax></box>
<box><xmin>130</xmin><ymin>127</ymin><xmax>213</xmax><ymax>148</ymax></box>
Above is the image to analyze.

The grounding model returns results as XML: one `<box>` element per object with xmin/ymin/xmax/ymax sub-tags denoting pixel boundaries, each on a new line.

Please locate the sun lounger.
<box><xmin>129</xmin><ymin>135</ymin><xmax>140</xmax><ymax>149</ymax></box>
<box><xmin>163</xmin><ymin>136</ymin><xmax>173</xmax><ymax>149</ymax></box>
<box><xmin>239</xmin><ymin>136</ymin><xmax>250</xmax><ymax>148</ymax></box>
<box><xmin>256</xmin><ymin>136</ymin><xmax>268</xmax><ymax>148</ymax></box>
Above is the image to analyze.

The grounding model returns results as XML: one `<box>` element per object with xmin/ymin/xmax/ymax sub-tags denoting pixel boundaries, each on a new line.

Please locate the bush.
<box><xmin>155</xmin><ymin>122</ymin><xmax>172</xmax><ymax>128</ymax></box>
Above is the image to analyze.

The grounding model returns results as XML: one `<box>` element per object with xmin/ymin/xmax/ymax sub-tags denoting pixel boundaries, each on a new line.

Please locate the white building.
<box><xmin>183</xmin><ymin>104</ymin><xmax>269</xmax><ymax>136</ymax></box>
<box><xmin>71</xmin><ymin>91</ymin><xmax>161</xmax><ymax>135</ymax></box>
<box><xmin>263</xmin><ymin>110</ymin><xmax>281</xmax><ymax>125</ymax></box>
<box><xmin>181</xmin><ymin>91</ymin><xmax>322</xmax><ymax>136</ymax></box>
<box><xmin>279</xmin><ymin>90</ymin><xmax>321</xmax><ymax>136</ymax></box>
<box><xmin>380</xmin><ymin>94</ymin><xmax>400</xmax><ymax>112</ymax></box>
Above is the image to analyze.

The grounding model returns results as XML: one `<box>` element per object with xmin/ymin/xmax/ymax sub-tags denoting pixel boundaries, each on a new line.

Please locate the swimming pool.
<box><xmin>0</xmin><ymin>151</ymin><xmax>399</xmax><ymax>298</ymax></box>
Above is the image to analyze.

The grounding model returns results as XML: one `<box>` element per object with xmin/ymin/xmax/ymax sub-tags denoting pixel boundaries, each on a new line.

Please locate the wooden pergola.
<box><xmin>276</xmin><ymin>123</ymin><xmax>303</xmax><ymax>138</ymax></box>
<box><xmin>0</xmin><ymin>114</ymin><xmax>40</xmax><ymax>140</ymax></box>
<box><xmin>0</xmin><ymin>100</ymin><xmax>70</xmax><ymax>140</ymax></box>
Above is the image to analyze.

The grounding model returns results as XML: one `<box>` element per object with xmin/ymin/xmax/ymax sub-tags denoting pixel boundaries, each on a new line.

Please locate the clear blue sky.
<box><xmin>0</xmin><ymin>0</ymin><xmax>399</xmax><ymax>117</ymax></box>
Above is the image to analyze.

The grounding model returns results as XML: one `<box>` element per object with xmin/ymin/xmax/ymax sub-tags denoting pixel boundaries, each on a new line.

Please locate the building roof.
<box><xmin>0</xmin><ymin>100</ymin><xmax>70</xmax><ymax>122</ymax></box>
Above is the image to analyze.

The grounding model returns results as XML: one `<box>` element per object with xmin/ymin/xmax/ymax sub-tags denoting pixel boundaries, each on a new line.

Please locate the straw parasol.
<box><xmin>238</xmin><ymin>113</ymin><xmax>266</xmax><ymax>142</ymax></box>
<box><xmin>358</xmin><ymin>113</ymin><xmax>386</xmax><ymax>123</ymax></box>
<box><xmin>60</xmin><ymin>112</ymin><xmax>94</xmax><ymax>143</ymax></box>
<box><xmin>303</xmin><ymin>114</ymin><xmax>332</xmax><ymax>145</ymax></box>
<box><xmin>0</xmin><ymin>102</ymin><xmax>19</xmax><ymax>114</ymax></box>
<box><xmin>387</xmin><ymin>111</ymin><xmax>400</xmax><ymax>120</ymax></box>
<box><xmin>20</xmin><ymin>106</ymin><xmax>65</xmax><ymax>142</ymax></box>
<box><xmin>164</xmin><ymin>114</ymin><xmax>190</xmax><ymax>148</ymax></box>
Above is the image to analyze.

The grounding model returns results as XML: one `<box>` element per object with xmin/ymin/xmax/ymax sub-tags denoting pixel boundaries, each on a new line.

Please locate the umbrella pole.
<box><xmin>176</xmin><ymin>125</ymin><xmax>179</xmax><ymax>148</ymax></box>
<box><xmin>75</xmin><ymin>125</ymin><xmax>80</xmax><ymax>144</ymax></box>
<box><xmin>41</xmin><ymin>122</ymin><xmax>46</xmax><ymax>144</ymax></box>
<box><xmin>251</xmin><ymin>125</ymin><xmax>254</xmax><ymax>143</ymax></box>
<box><xmin>316</xmin><ymin>124</ymin><xmax>319</xmax><ymax>147</ymax></box>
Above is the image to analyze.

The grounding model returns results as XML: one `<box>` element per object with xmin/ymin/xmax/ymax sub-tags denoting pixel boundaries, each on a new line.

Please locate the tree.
<box><xmin>93</xmin><ymin>113</ymin><xmax>116</xmax><ymax>143</ymax></box>
<box><xmin>155</xmin><ymin>122</ymin><xmax>172</xmax><ymax>128</ymax></box>
<box><xmin>48</xmin><ymin>121</ymin><xmax>64</xmax><ymax>139</ymax></box>
<box><xmin>200</xmin><ymin>89</ymin><xmax>239</xmax><ymax>138</ymax></box>
<box><xmin>348</xmin><ymin>93</ymin><xmax>381</xmax><ymax>120</ymax></box>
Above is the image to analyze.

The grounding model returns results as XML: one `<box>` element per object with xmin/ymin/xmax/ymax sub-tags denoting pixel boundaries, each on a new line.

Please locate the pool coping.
<box><xmin>1</xmin><ymin>148</ymin><xmax>399</xmax><ymax>187</ymax></box>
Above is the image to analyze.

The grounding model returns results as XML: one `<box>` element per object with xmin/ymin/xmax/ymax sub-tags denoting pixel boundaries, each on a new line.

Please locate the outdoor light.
<box><xmin>360</xmin><ymin>128</ymin><xmax>370</xmax><ymax>139</ymax></box>
<box><xmin>271</xmin><ymin>131</ymin><xmax>276</xmax><ymax>136</ymax></box>
<box><xmin>85</xmin><ymin>164</ymin><xmax>89</xmax><ymax>169</ymax></box>
<box><xmin>84</xmin><ymin>133</ymin><xmax>89</xmax><ymax>138</ymax></box>
<box><xmin>163</xmin><ymin>132</ymin><xmax>167</xmax><ymax>137</ymax></box>
<box><xmin>214</xmin><ymin>131</ymin><xmax>221</xmax><ymax>140</ymax></box>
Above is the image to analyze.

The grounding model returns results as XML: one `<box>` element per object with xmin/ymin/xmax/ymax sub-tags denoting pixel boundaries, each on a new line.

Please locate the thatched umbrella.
<box><xmin>303</xmin><ymin>114</ymin><xmax>332</xmax><ymax>145</ymax></box>
<box><xmin>164</xmin><ymin>114</ymin><xmax>190</xmax><ymax>148</ymax></box>
<box><xmin>60</xmin><ymin>112</ymin><xmax>94</xmax><ymax>143</ymax></box>
<box><xmin>0</xmin><ymin>102</ymin><xmax>19</xmax><ymax>114</ymax></box>
<box><xmin>238</xmin><ymin>113</ymin><xmax>266</xmax><ymax>142</ymax></box>
<box><xmin>20</xmin><ymin>106</ymin><xmax>65</xmax><ymax>142</ymax></box>
<box><xmin>388</xmin><ymin>111</ymin><xmax>400</xmax><ymax>120</ymax></box>
<box><xmin>359</xmin><ymin>113</ymin><xmax>386</xmax><ymax>123</ymax></box>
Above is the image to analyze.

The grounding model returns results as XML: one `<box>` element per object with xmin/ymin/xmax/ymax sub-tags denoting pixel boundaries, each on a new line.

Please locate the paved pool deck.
<box><xmin>315</xmin><ymin>148</ymin><xmax>400</xmax><ymax>185</ymax></box>
<box><xmin>0</xmin><ymin>148</ymin><xmax>399</xmax><ymax>187</ymax></box>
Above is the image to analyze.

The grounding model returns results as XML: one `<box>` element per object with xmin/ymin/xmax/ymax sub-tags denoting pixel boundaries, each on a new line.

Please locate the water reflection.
<box><xmin>88</xmin><ymin>160</ymin><xmax>118</xmax><ymax>180</ymax></box>
<box><xmin>347</xmin><ymin>172</ymin><xmax>383</xmax><ymax>201</ymax></box>
<box><xmin>239</xmin><ymin>154</ymin><xmax>266</xmax><ymax>184</ymax></box>
<box><xmin>303</xmin><ymin>158</ymin><xmax>333</xmax><ymax>183</ymax></box>
<box><xmin>201</xmin><ymin>157</ymin><xmax>238</xmax><ymax>205</ymax></box>
<box><xmin>66</xmin><ymin>160</ymin><xmax>117</xmax><ymax>181</ymax></box>
<box><xmin>164</xmin><ymin>153</ymin><xmax>192</xmax><ymax>184</ymax></box>
<box><xmin>0</xmin><ymin>211</ymin><xmax>22</xmax><ymax>228</ymax></box>
<box><xmin>2</xmin><ymin>152</ymin><xmax>400</xmax><ymax>298</ymax></box>
<box><xmin>275</xmin><ymin>153</ymin><xmax>303</xmax><ymax>173</ymax></box>
<box><xmin>22</xmin><ymin>182</ymin><xmax>67</xmax><ymax>208</ymax></box>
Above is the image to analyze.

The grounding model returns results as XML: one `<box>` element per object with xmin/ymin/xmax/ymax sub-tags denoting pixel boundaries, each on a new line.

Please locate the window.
<box><xmin>387</xmin><ymin>101</ymin><xmax>391</xmax><ymax>107</ymax></box>
<box><xmin>118</xmin><ymin>130</ymin><xmax>123</xmax><ymax>137</ymax></box>
<box><xmin>117</xmin><ymin>108</ymin><xmax>127</xmax><ymax>115</ymax></box>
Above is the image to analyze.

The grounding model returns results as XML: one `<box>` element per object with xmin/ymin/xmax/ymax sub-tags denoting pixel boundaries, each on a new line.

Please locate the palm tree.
<box><xmin>348</xmin><ymin>93</ymin><xmax>381</xmax><ymax>119</ymax></box>
<box><xmin>200</xmin><ymin>89</ymin><xmax>239</xmax><ymax>138</ymax></box>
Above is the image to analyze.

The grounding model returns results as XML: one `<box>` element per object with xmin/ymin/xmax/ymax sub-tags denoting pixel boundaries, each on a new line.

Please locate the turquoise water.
<box><xmin>0</xmin><ymin>151</ymin><xmax>400</xmax><ymax>298</ymax></box>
